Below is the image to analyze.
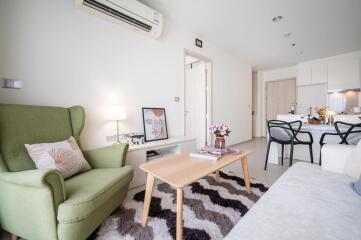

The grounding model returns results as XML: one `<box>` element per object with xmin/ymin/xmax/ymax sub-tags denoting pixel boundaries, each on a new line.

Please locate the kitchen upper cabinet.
<box><xmin>297</xmin><ymin>61</ymin><xmax>327</xmax><ymax>86</ymax></box>
<box><xmin>327</xmin><ymin>56</ymin><xmax>360</xmax><ymax>92</ymax></box>
<box><xmin>297</xmin><ymin>63</ymin><xmax>312</xmax><ymax>86</ymax></box>
<box><xmin>311</xmin><ymin>61</ymin><xmax>328</xmax><ymax>84</ymax></box>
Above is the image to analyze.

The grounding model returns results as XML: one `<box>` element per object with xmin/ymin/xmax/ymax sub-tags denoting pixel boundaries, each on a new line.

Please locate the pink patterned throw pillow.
<box><xmin>25</xmin><ymin>137</ymin><xmax>92</xmax><ymax>179</ymax></box>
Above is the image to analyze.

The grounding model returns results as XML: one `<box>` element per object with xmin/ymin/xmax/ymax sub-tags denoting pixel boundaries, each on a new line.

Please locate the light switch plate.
<box><xmin>106</xmin><ymin>135</ymin><xmax>117</xmax><ymax>142</ymax></box>
<box><xmin>2</xmin><ymin>79</ymin><xmax>22</xmax><ymax>89</ymax></box>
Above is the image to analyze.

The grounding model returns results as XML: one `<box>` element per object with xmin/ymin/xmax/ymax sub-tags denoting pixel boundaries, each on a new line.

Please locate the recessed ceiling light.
<box><xmin>283</xmin><ymin>32</ymin><xmax>291</xmax><ymax>37</ymax></box>
<box><xmin>272</xmin><ymin>16</ymin><xmax>283</xmax><ymax>22</ymax></box>
<box><xmin>292</xmin><ymin>43</ymin><xmax>296</xmax><ymax>47</ymax></box>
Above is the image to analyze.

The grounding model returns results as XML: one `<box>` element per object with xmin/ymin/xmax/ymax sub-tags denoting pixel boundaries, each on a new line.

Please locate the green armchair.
<box><xmin>0</xmin><ymin>104</ymin><xmax>133</xmax><ymax>240</ymax></box>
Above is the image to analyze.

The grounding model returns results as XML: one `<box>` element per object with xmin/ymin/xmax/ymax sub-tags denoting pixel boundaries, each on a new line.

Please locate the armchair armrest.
<box><xmin>0</xmin><ymin>169</ymin><xmax>66</xmax><ymax>205</ymax></box>
<box><xmin>0</xmin><ymin>169</ymin><xmax>65</xmax><ymax>239</ymax></box>
<box><xmin>321</xmin><ymin>144</ymin><xmax>355</xmax><ymax>174</ymax></box>
<box><xmin>83</xmin><ymin>143</ymin><xmax>129</xmax><ymax>168</ymax></box>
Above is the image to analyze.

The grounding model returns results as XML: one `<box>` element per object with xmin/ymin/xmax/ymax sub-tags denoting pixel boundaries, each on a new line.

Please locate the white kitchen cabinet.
<box><xmin>327</xmin><ymin>56</ymin><xmax>360</xmax><ymax>91</ymax></box>
<box><xmin>297</xmin><ymin>61</ymin><xmax>327</xmax><ymax>86</ymax></box>
<box><xmin>297</xmin><ymin>63</ymin><xmax>312</xmax><ymax>86</ymax></box>
<box><xmin>311</xmin><ymin>60</ymin><xmax>328</xmax><ymax>84</ymax></box>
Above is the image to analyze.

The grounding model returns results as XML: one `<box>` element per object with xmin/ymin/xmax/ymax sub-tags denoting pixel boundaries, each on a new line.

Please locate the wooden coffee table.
<box><xmin>140</xmin><ymin>150</ymin><xmax>252</xmax><ymax>240</ymax></box>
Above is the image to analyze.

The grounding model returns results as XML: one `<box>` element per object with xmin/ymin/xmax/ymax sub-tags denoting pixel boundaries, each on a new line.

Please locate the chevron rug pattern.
<box><xmin>91</xmin><ymin>171</ymin><xmax>268</xmax><ymax>240</ymax></box>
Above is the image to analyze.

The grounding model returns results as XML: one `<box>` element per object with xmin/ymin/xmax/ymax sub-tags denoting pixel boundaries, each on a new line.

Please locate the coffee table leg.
<box><xmin>215</xmin><ymin>170</ymin><xmax>220</xmax><ymax>182</ymax></box>
<box><xmin>176</xmin><ymin>188</ymin><xmax>183</xmax><ymax>240</ymax></box>
<box><xmin>241</xmin><ymin>156</ymin><xmax>252</xmax><ymax>193</ymax></box>
<box><xmin>141</xmin><ymin>174</ymin><xmax>155</xmax><ymax>227</ymax></box>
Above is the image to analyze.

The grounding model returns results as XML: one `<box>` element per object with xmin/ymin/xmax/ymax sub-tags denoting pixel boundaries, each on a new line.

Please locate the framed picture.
<box><xmin>142</xmin><ymin>107</ymin><xmax>168</xmax><ymax>142</ymax></box>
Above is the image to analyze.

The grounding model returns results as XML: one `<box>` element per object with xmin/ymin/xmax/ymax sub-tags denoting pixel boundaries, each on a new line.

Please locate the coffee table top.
<box><xmin>139</xmin><ymin>150</ymin><xmax>251</xmax><ymax>188</ymax></box>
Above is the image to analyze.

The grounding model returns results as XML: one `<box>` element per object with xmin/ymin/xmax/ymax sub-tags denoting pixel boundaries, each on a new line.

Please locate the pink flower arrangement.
<box><xmin>208</xmin><ymin>123</ymin><xmax>231</xmax><ymax>137</ymax></box>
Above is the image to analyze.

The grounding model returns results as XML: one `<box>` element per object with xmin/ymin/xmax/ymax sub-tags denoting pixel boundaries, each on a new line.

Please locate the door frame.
<box><xmin>183</xmin><ymin>49</ymin><xmax>213</xmax><ymax>146</ymax></box>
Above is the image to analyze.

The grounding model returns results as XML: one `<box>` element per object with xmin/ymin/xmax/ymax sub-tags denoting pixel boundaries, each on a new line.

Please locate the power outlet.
<box><xmin>106</xmin><ymin>135</ymin><xmax>117</xmax><ymax>142</ymax></box>
<box><xmin>2</xmin><ymin>78</ymin><xmax>22</xmax><ymax>89</ymax></box>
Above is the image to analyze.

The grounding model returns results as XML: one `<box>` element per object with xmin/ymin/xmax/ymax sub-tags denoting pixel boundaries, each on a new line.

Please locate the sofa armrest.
<box><xmin>321</xmin><ymin>144</ymin><xmax>355</xmax><ymax>174</ymax></box>
<box><xmin>83</xmin><ymin>143</ymin><xmax>129</xmax><ymax>168</ymax></box>
<box><xmin>0</xmin><ymin>169</ymin><xmax>66</xmax><ymax>205</ymax></box>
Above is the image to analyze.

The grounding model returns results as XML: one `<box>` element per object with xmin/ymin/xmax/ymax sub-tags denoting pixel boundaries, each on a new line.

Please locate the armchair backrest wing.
<box><xmin>0</xmin><ymin>104</ymin><xmax>85</xmax><ymax>172</ymax></box>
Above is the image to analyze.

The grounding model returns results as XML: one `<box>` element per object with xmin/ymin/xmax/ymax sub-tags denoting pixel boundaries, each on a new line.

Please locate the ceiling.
<box><xmin>140</xmin><ymin>0</ymin><xmax>361</xmax><ymax>70</ymax></box>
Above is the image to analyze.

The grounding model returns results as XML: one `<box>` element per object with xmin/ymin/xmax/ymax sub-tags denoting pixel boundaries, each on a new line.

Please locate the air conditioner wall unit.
<box><xmin>74</xmin><ymin>0</ymin><xmax>163</xmax><ymax>39</ymax></box>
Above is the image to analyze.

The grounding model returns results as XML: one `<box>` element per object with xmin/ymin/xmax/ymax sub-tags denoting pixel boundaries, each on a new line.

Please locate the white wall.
<box><xmin>0</xmin><ymin>0</ymin><xmax>252</xmax><ymax>149</ymax></box>
<box><xmin>255</xmin><ymin>66</ymin><xmax>297</xmax><ymax>137</ymax></box>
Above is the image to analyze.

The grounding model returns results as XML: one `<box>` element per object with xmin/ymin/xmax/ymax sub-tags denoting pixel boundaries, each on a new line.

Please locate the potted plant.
<box><xmin>208</xmin><ymin>123</ymin><xmax>231</xmax><ymax>149</ymax></box>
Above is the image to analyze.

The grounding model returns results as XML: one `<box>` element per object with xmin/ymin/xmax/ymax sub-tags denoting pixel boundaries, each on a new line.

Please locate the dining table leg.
<box><xmin>176</xmin><ymin>188</ymin><xmax>184</xmax><ymax>240</ymax></box>
<box><xmin>141</xmin><ymin>174</ymin><xmax>155</xmax><ymax>227</ymax></box>
<box><xmin>241</xmin><ymin>156</ymin><xmax>252</xmax><ymax>193</ymax></box>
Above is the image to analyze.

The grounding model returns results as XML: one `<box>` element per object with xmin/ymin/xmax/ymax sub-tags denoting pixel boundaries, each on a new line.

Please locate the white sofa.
<box><xmin>225</xmin><ymin>144</ymin><xmax>361</xmax><ymax>240</ymax></box>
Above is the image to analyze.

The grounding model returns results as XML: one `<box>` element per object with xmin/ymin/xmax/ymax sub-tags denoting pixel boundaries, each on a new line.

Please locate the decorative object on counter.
<box><xmin>315</xmin><ymin>106</ymin><xmax>329</xmax><ymax>123</ymax></box>
<box><xmin>325</xmin><ymin>110</ymin><xmax>336</xmax><ymax>124</ymax></box>
<box><xmin>142</xmin><ymin>107</ymin><xmax>168</xmax><ymax>142</ymax></box>
<box><xmin>308</xmin><ymin>118</ymin><xmax>321</xmax><ymax>125</ymax></box>
<box><xmin>351</xmin><ymin>106</ymin><xmax>361</xmax><ymax>114</ymax></box>
<box><xmin>208</xmin><ymin>123</ymin><xmax>231</xmax><ymax>149</ymax></box>
<box><xmin>125</xmin><ymin>133</ymin><xmax>145</xmax><ymax>145</ymax></box>
<box><xmin>108</xmin><ymin>104</ymin><xmax>127</xmax><ymax>143</ymax></box>
<box><xmin>288</xmin><ymin>105</ymin><xmax>296</xmax><ymax>114</ymax></box>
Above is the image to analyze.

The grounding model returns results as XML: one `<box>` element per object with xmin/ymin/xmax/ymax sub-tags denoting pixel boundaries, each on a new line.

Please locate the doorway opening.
<box><xmin>266</xmin><ymin>78</ymin><xmax>296</xmax><ymax>121</ymax></box>
<box><xmin>184</xmin><ymin>50</ymin><xmax>212</xmax><ymax>148</ymax></box>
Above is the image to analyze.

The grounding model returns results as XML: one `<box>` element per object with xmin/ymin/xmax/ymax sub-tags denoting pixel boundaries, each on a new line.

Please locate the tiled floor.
<box><xmin>0</xmin><ymin>137</ymin><xmax>295</xmax><ymax>239</ymax></box>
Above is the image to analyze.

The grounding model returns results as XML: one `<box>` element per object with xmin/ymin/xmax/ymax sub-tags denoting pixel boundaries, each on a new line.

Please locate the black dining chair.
<box><xmin>264</xmin><ymin>120</ymin><xmax>314</xmax><ymax>170</ymax></box>
<box><xmin>319</xmin><ymin>121</ymin><xmax>361</xmax><ymax>165</ymax></box>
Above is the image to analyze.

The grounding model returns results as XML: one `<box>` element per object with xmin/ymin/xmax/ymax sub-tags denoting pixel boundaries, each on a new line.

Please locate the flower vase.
<box><xmin>215</xmin><ymin>136</ymin><xmax>225</xmax><ymax>149</ymax></box>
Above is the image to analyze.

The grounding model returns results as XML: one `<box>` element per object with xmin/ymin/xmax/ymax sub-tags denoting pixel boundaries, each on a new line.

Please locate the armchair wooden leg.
<box><xmin>11</xmin><ymin>234</ymin><xmax>17</xmax><ymax>240</ymax></box>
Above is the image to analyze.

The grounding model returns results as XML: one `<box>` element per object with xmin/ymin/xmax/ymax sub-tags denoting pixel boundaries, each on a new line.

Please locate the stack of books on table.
<box><xmin>190</xmin><ymin>146</ymin><xmax>240</xmax><ymax>161</ymax></box>
<box><xmin>190</xmin><ymin>149</ymin><xmax>222</xmax><ymax>161</ymax></box>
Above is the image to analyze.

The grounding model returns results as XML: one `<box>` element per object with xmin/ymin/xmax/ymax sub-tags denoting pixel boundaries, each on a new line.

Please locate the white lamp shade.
<box><xmin>108</xmin><ymin>105</ymin><xmax>127</xmax><ymax>121</ymax></box>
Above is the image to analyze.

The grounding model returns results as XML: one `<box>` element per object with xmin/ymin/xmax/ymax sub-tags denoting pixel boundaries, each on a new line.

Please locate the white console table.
<box><xmin>126</xmin><ymin>136</ymin><xmax>197</xmax><ymax>189</ymax></box>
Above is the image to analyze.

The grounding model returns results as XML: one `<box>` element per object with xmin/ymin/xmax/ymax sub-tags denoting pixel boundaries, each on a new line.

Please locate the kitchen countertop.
<box><xmin>301</xmin><ymin>124</ymin><xmax>336</xmax><ymax>131</ymax></box>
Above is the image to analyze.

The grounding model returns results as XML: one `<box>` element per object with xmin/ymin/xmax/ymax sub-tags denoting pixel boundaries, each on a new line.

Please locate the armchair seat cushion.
<box><xmin>57</xmin><ymin>166</ymin><xmax>133</xmax><ymax>223</ymax></box>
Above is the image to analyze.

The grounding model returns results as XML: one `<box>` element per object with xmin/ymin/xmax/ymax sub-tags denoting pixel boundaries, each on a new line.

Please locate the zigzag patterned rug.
<box><xmin>91</xmin><ymin>171</ymin><xmax>268</xmax><ymax>240</ymax></box>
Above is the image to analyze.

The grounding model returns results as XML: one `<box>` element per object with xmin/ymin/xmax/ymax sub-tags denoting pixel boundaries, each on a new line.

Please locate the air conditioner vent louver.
<box><xmin>84</xmin><ymin>0</ymin><xmax>152</xmax><ymax>32</ymax></box>
<box><xmin>75</xmin><ymin>0</ymin><xmax>163</xmax><ymax>38</ymax></box>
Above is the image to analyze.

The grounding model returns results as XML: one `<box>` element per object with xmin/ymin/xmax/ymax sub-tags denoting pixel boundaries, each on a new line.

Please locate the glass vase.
<box><xmin>215</xmin><ymin>136</ymin><xmax>225</xmax><ymax>149</ymax></box>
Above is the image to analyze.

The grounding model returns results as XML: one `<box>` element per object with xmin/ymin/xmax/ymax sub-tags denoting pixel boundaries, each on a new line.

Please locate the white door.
<box><xmin>185</xmin><ymin>61</ymin><xmax>207</xmax><ymax>148</ymax></box>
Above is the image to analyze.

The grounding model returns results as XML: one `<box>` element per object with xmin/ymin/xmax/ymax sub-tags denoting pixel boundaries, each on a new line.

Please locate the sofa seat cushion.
<box><xmin>225</xmin><ymin>162</ymin><xmax>361</xmax><ymax>240</ymax></box>
<box><xmin>57</xmin><ymin>166</ymin><xmax>133</xmax><ymax>223</ymax></box>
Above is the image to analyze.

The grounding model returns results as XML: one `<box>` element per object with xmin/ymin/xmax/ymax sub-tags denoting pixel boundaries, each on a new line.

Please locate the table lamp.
<box><xmin>108</xmin><ymin>104</ymin><xmax>127</xmax><ymax>143</ymax></box>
